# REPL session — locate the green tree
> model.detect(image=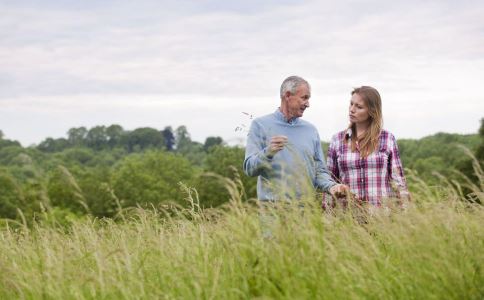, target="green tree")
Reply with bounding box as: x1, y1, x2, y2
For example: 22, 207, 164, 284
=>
6, 153, 44, 187
122, 127, 164, 152
0, 170, 25, 219
86, 126, 108, 150
175, 126, 191, 152
204, 136, 224, 152
112, 151, 194, 207
76, 167, 117, 217
456, 118, 484, 190
22, 180, 50, 221
106, 124, 124, 148
398, 132, 480, 184
37, 138, 70, 152
0, 136, 21, 149
0, 146, 25, 165
67, 127, 88, 147
195, 145, 256, 207
476, 118, 484, 162
162, 126, 175, 151
47, 165, 87, 214
175, 126, 206, 165
58, 148, 95, 166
